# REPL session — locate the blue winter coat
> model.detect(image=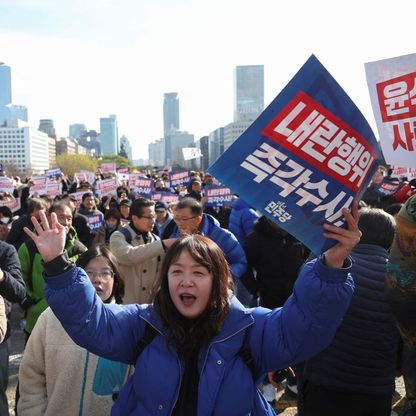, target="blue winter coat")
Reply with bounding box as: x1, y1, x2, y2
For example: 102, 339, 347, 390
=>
228, 198, 259, 245
303, 244, 400, 395
170, 213, 247, 280
44, 256, 354, 416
